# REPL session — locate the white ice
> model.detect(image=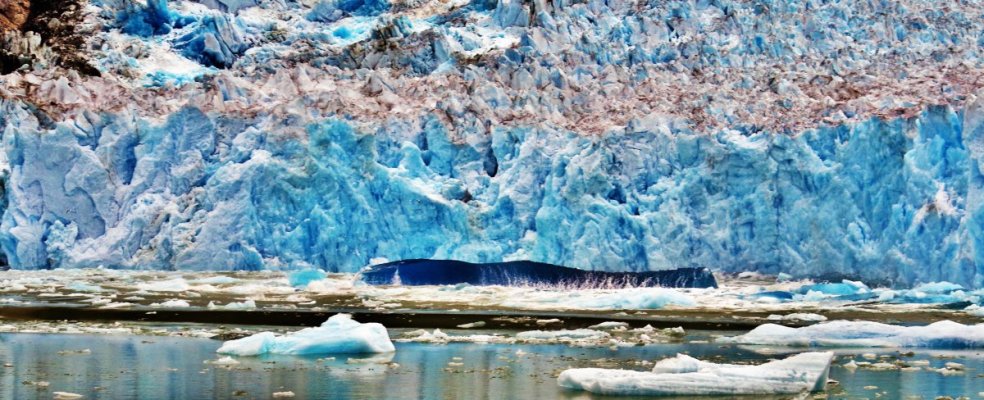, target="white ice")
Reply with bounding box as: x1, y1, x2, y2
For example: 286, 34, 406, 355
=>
557, 352, 833, 396
216, 314, 394, 356
723, 320, 984, 348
